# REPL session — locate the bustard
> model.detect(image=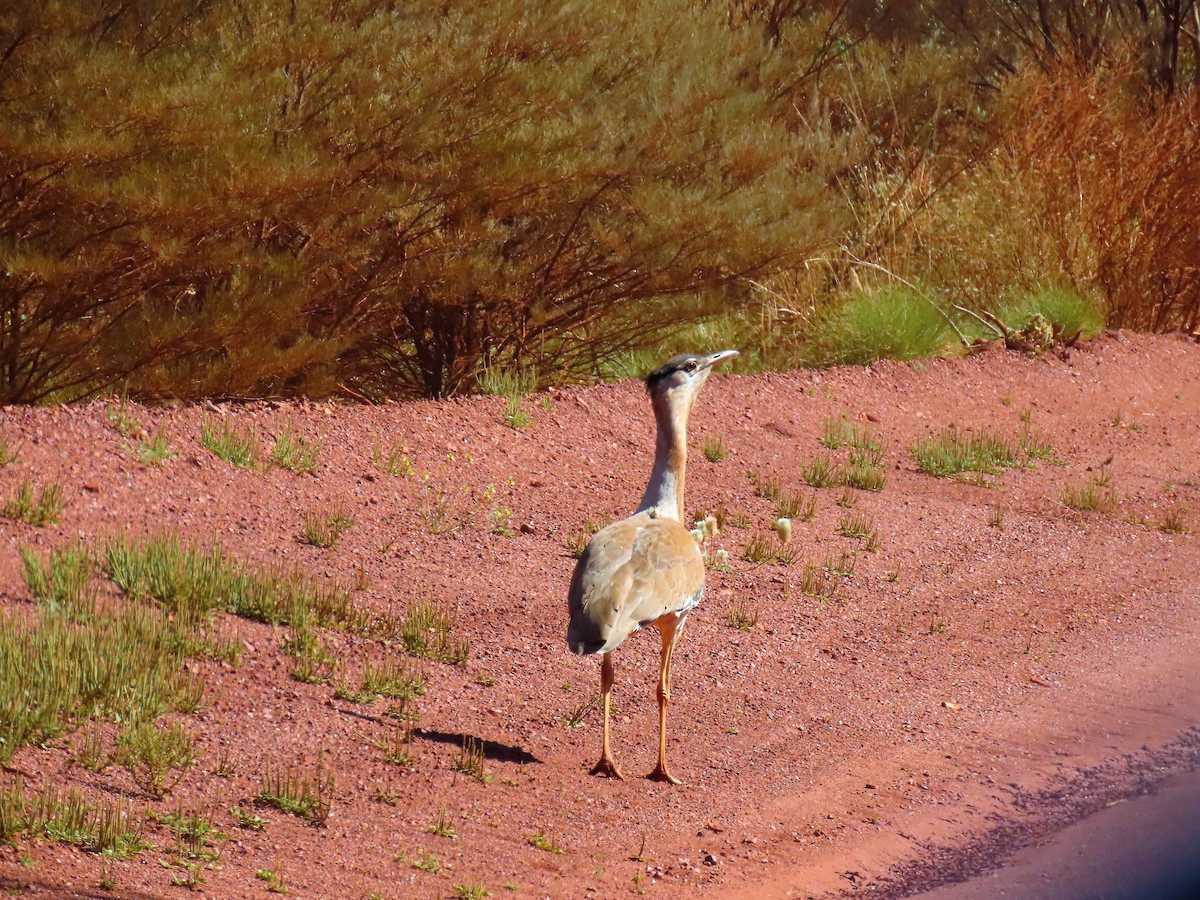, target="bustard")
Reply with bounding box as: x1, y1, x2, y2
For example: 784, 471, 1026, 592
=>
566, 350, 738, 783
